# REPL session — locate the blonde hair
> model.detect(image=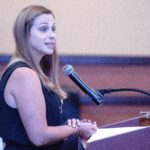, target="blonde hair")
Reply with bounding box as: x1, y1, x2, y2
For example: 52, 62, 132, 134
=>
13, 5, 67, 100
